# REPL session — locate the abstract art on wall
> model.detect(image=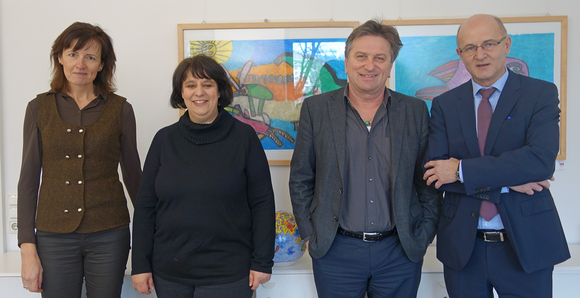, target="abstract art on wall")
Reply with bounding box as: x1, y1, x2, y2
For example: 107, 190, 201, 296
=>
179, 22, 358, 165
